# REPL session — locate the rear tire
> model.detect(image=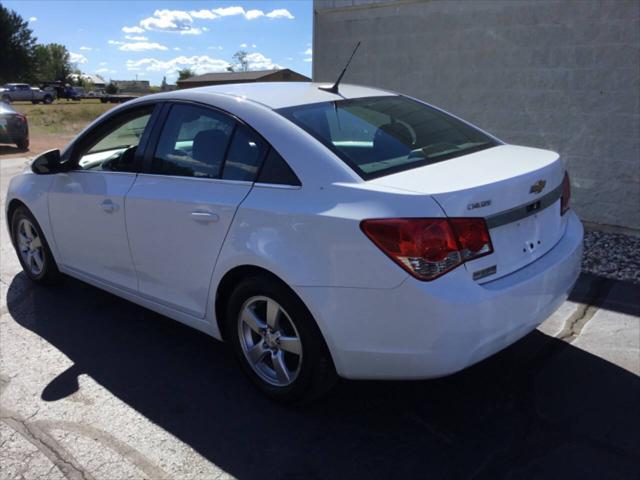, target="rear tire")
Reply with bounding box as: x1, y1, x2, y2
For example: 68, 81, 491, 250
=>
226, 274, 337, 403
43, 95, 53, 104
11, 206, 61, 284
15, 138, 29, 150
